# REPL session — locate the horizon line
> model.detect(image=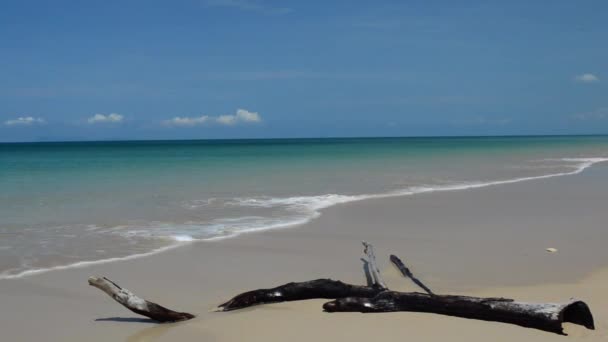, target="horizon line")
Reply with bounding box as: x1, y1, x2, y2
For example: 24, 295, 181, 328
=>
1, 133, 608, 144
